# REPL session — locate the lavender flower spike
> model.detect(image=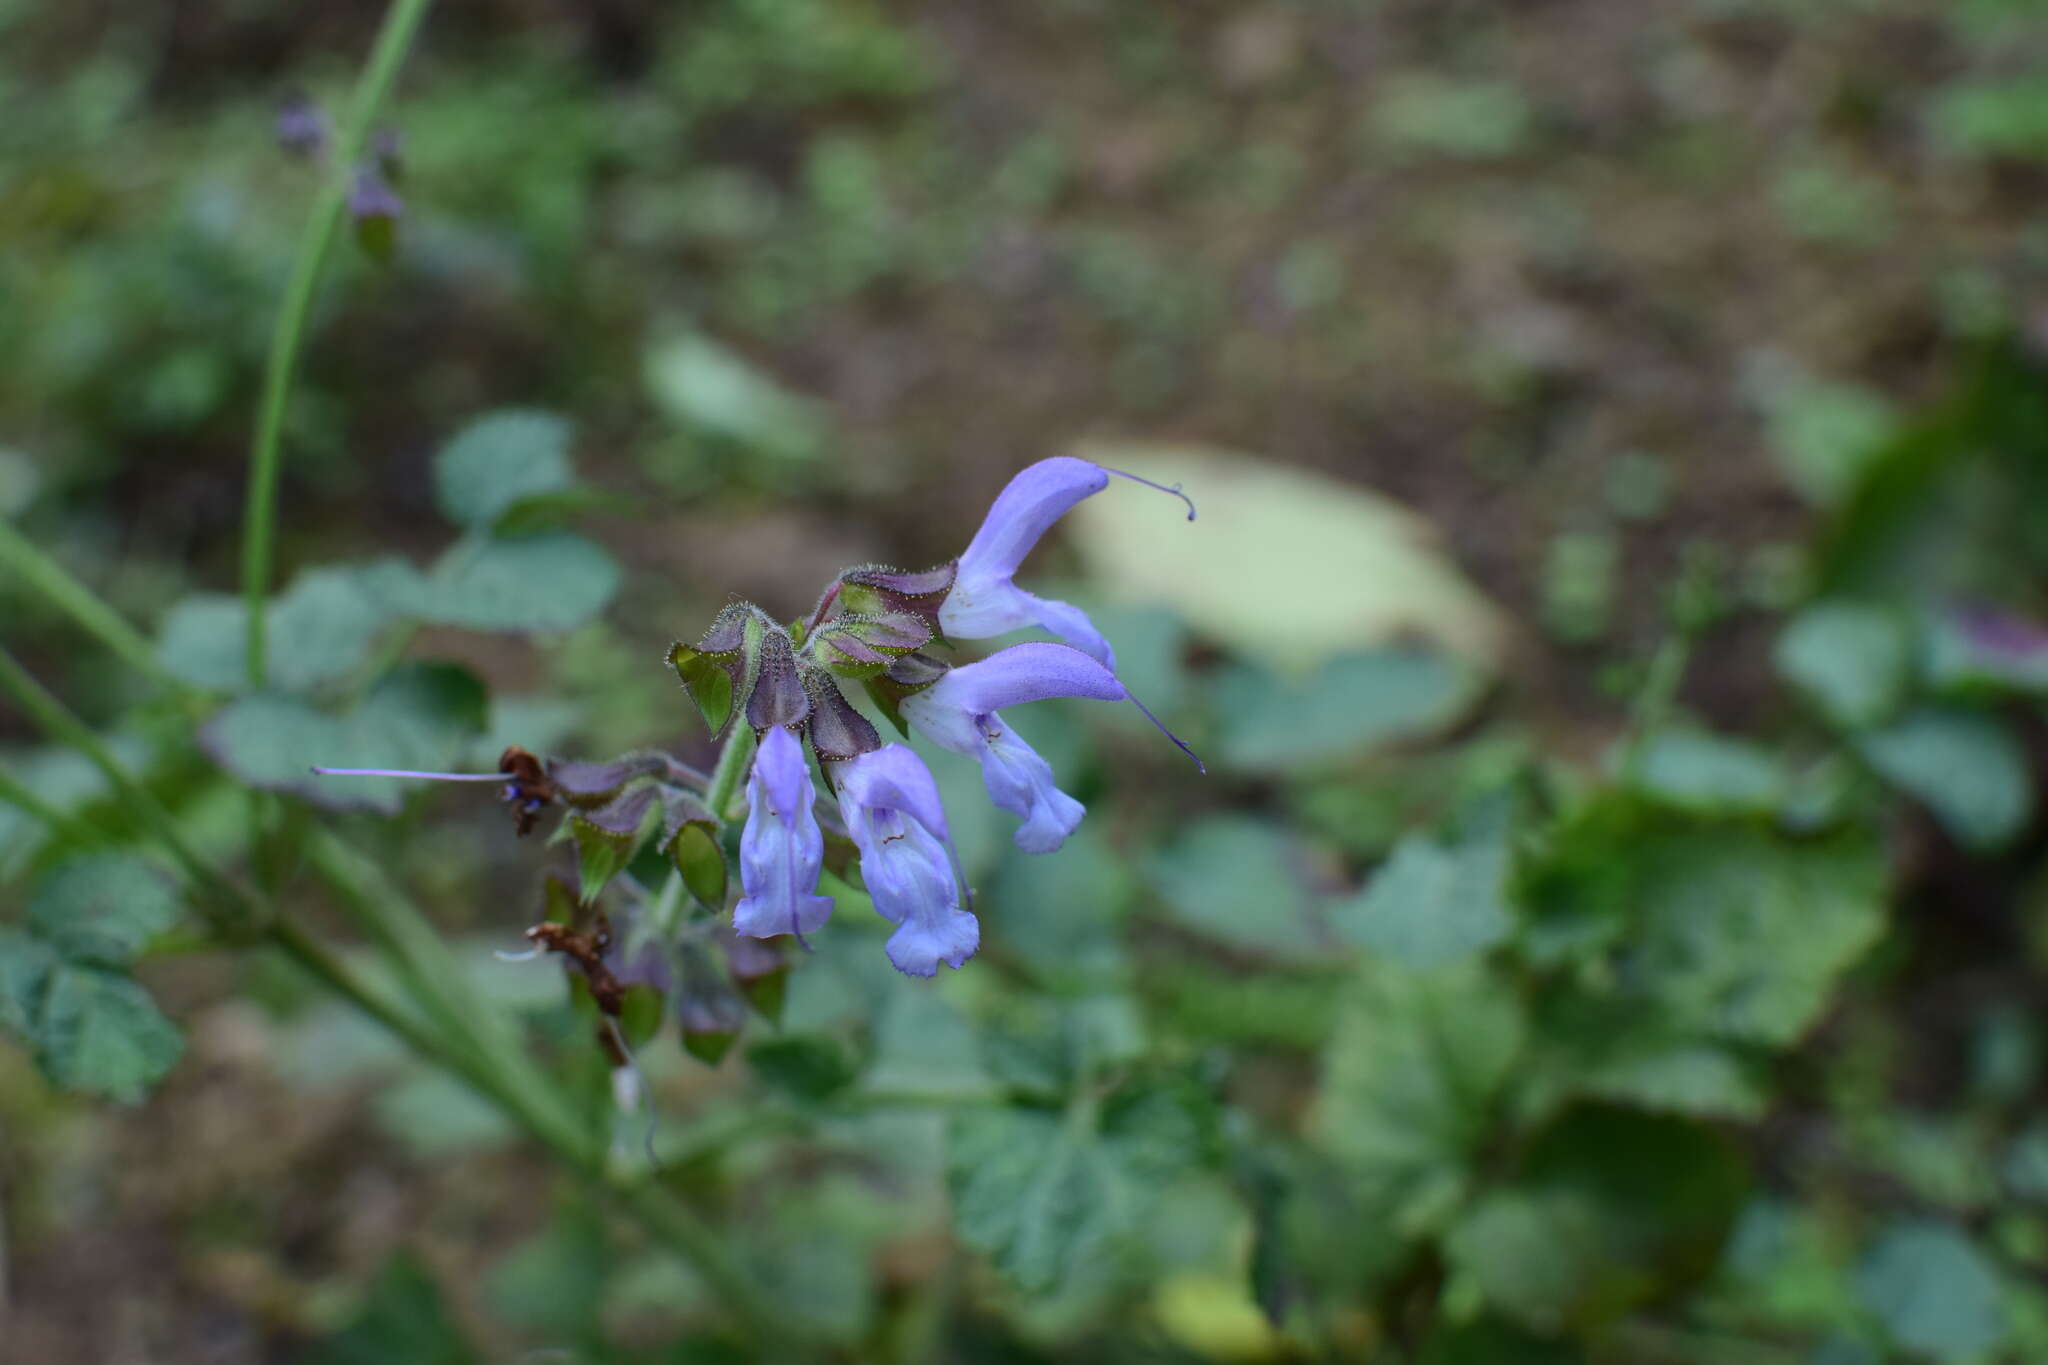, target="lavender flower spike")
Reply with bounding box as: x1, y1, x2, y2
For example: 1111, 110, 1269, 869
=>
835, 745, 978, 977
733, 726, 834, 943
901, 642, 1123, 853
942, 456, 1193, 671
